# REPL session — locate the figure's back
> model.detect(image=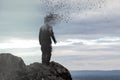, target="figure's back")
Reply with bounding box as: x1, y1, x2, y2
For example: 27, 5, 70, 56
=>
39, 25, 52, 45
